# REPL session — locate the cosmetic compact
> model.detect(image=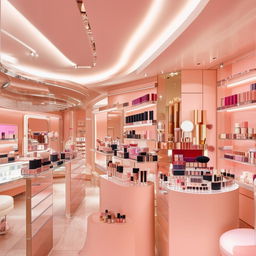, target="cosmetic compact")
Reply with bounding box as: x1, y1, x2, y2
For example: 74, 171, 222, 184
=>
50, 153, 59, 162
0, 154, 8, 164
